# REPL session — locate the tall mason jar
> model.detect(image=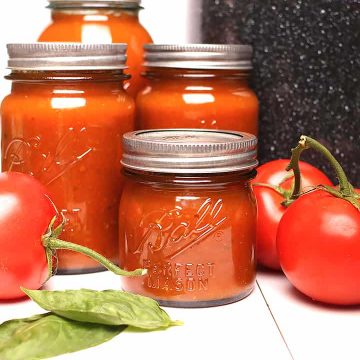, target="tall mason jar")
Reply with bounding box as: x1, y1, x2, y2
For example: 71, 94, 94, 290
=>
136, 44, 259, 135
39, 0, 153, 97
1, 43, 135, 274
